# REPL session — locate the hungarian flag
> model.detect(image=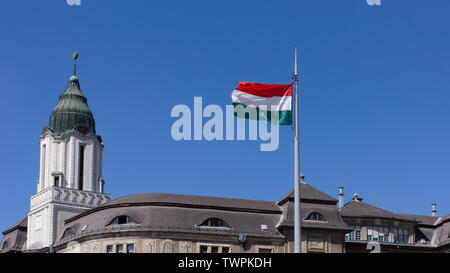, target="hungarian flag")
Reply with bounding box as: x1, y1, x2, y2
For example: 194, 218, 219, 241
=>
232, 82, 292, 125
